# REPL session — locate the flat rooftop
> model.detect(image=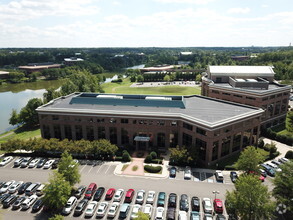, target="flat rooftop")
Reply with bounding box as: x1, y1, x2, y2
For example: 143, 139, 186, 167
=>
37, 93, 263, 129
18, 64, 61, 69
